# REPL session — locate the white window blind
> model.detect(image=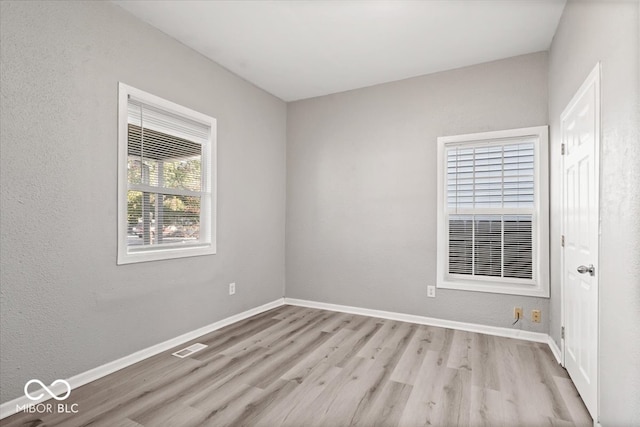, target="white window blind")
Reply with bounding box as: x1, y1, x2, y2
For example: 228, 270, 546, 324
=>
127, 101, 210, 146
447, 142, 535, 210
437, 126, 549, 297
118, 83, 216, 264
